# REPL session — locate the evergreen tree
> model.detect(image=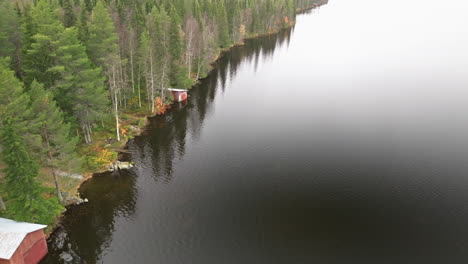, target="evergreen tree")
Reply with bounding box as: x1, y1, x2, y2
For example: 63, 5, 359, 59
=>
0, 2, 16, 59
138, 30, 153, 111
54, 27, 109, 144
62, 0, 77, 28
23, 0, 64, 87
216, 0, 230, 48
0, 57, 30, 124
169, 6, 183, 65
87, 0, 122, 142
86, 0, 119, 69
169, 5, 191, 89
77, 7, 89, 43
29, 80, 81, 204
20, 5, 35, 79
152, 6, 171, 100
0, 2, 22, 76
0, 118, 62, 224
